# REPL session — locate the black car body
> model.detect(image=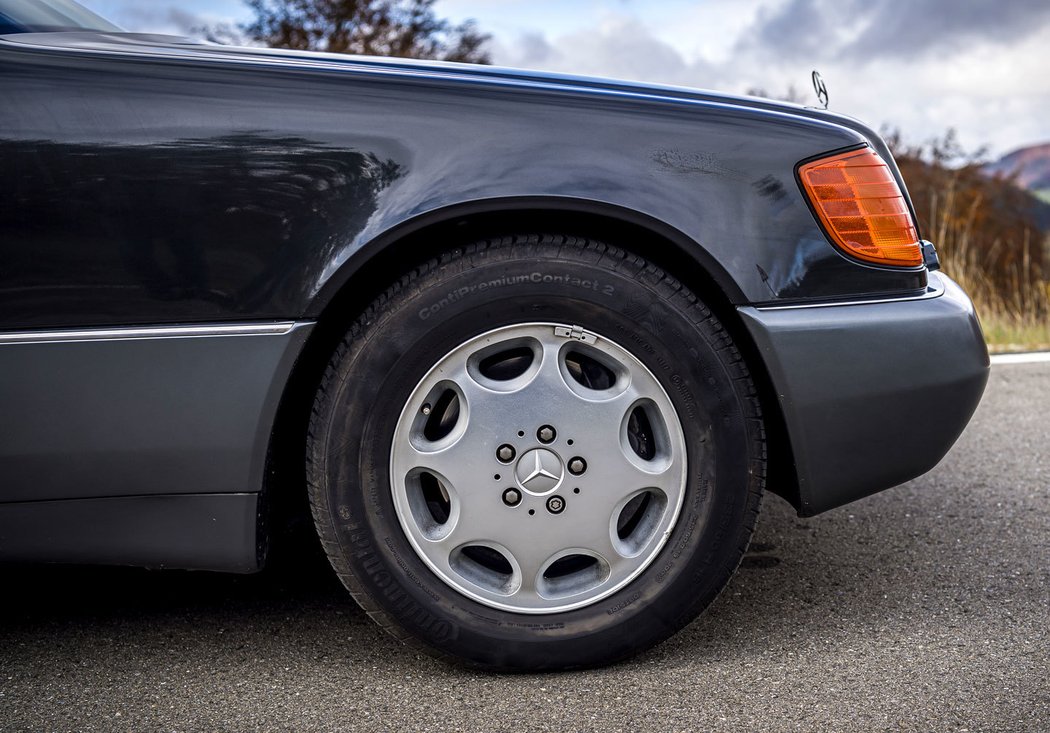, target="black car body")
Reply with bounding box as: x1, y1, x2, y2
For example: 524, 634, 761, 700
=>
0, 1, 989, 669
